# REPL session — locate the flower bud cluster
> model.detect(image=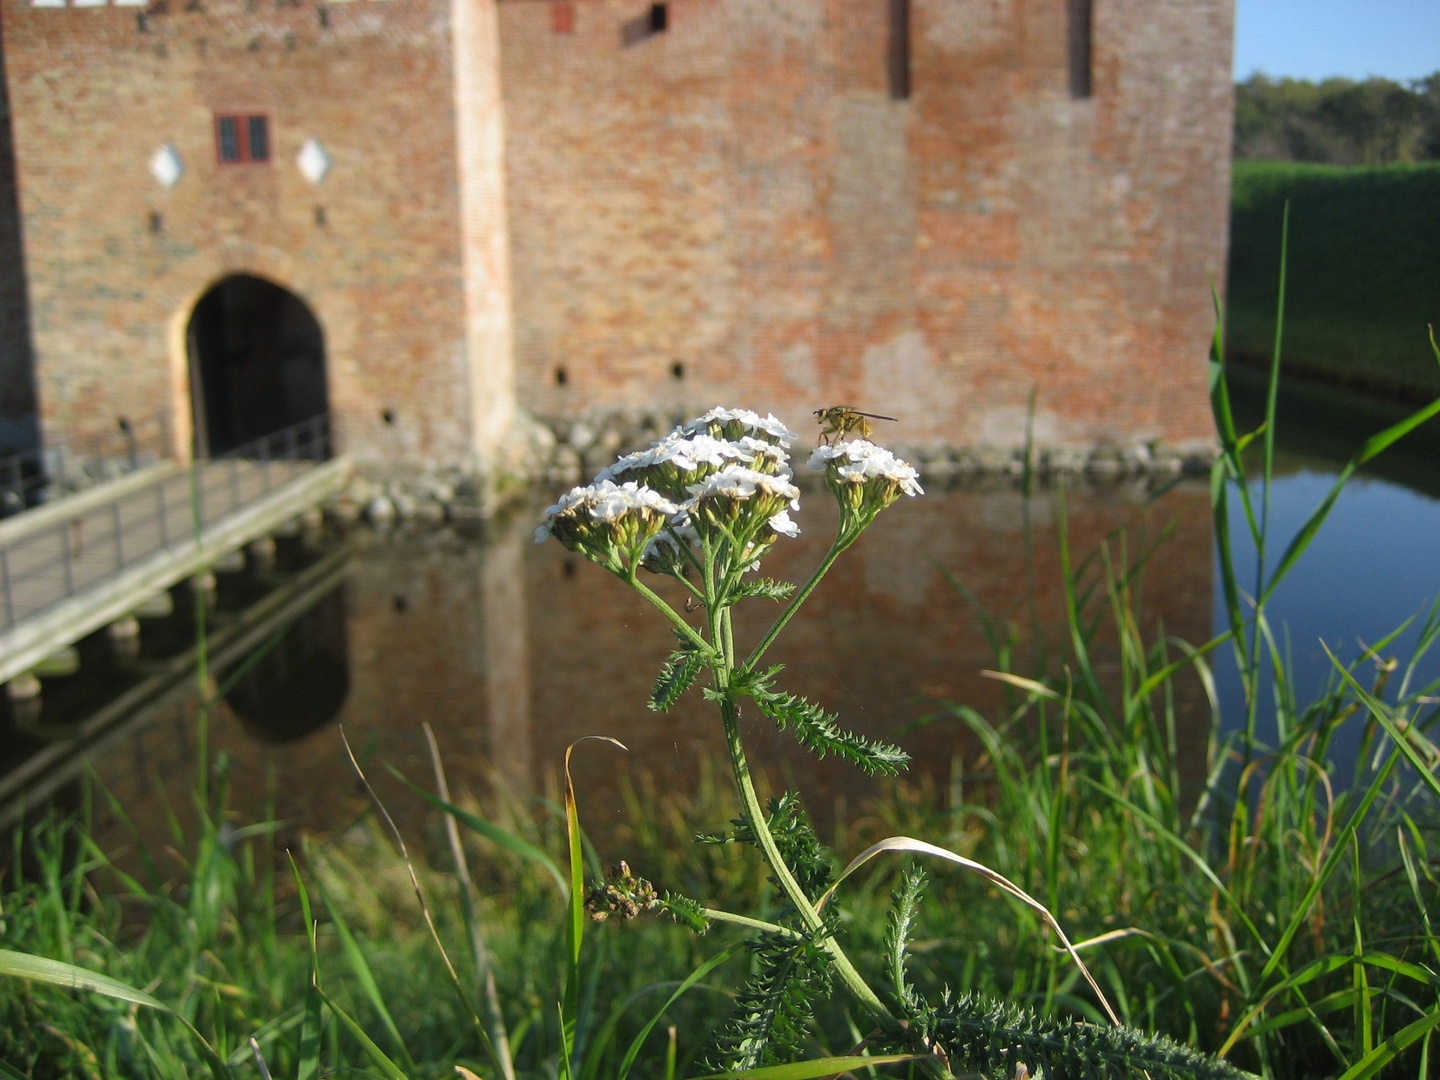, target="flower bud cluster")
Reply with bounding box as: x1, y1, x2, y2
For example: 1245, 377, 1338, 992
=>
535, 480, 680, 570
680, 407, 799, 447
537, 407, 803, 578
807, 439, 924, 528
